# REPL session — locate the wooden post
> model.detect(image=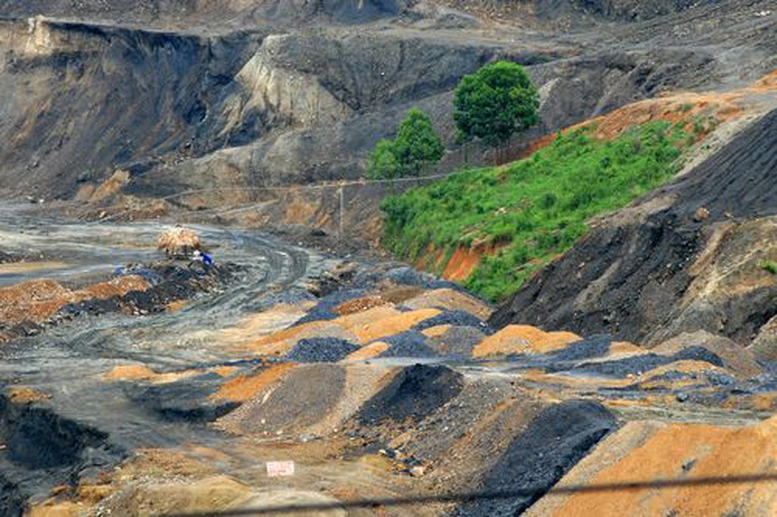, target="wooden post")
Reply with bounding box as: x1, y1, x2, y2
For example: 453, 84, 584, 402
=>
338, 183, 345, 241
